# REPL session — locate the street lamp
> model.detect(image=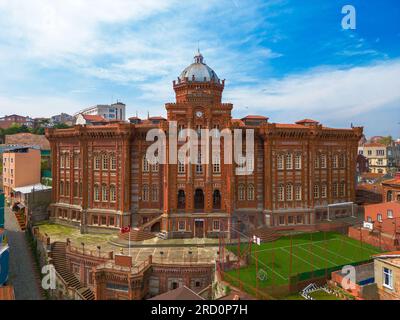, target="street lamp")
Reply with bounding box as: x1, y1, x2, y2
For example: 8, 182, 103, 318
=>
81, 242, 85, 254
97, 245, 101, 257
